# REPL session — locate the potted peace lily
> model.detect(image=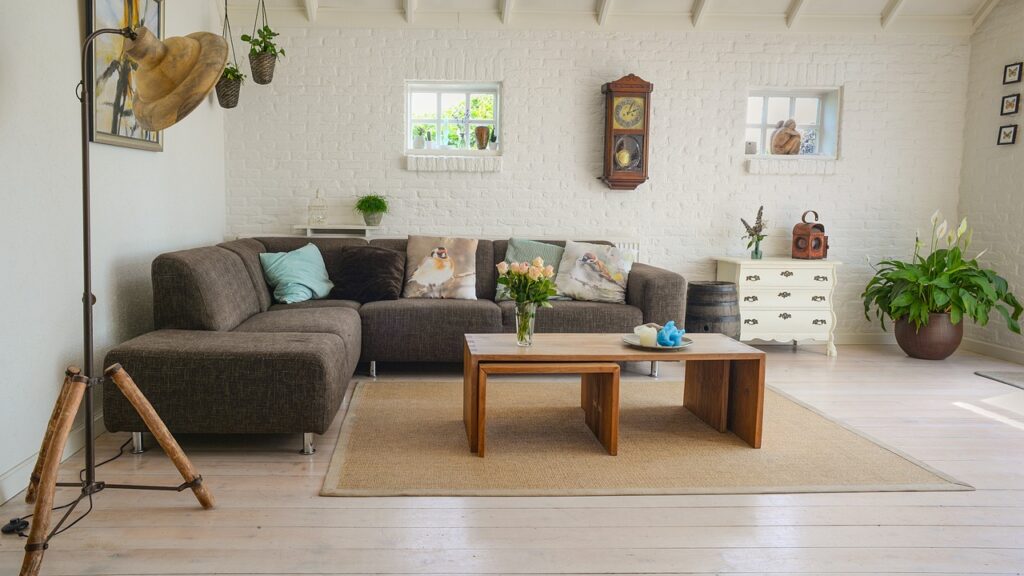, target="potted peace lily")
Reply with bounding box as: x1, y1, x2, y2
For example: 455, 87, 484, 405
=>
241, 25, 285, 85
496, 258, 557, 346
862, 211, 1022, 360
354, 194, 388, 226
